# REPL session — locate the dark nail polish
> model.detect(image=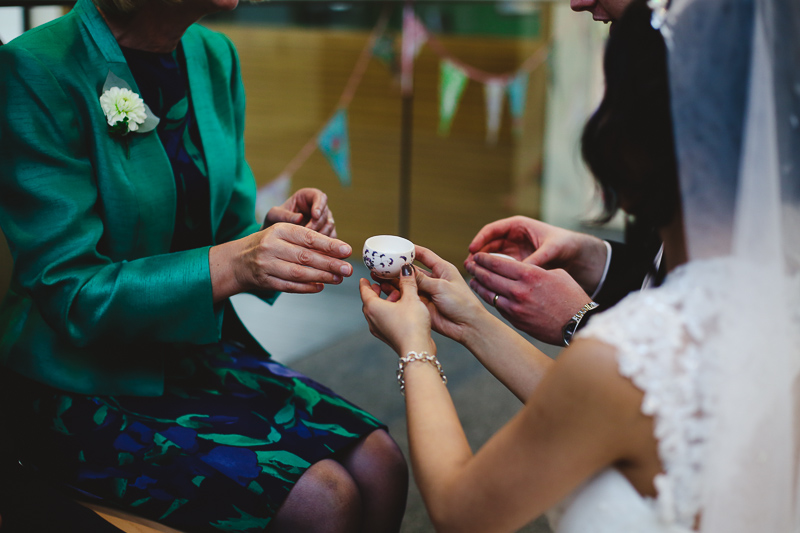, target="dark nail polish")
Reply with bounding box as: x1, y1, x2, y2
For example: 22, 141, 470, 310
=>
401, 264, 413, 277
